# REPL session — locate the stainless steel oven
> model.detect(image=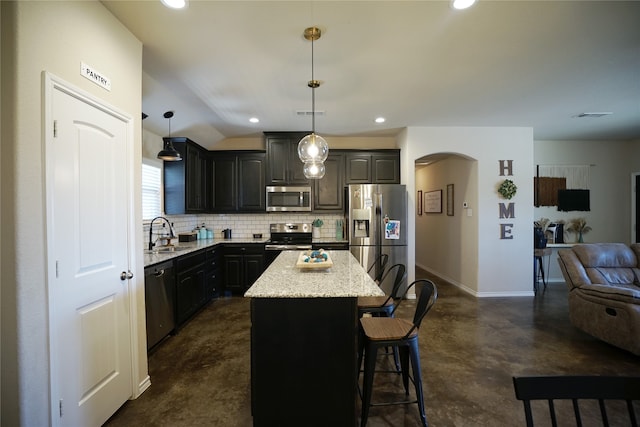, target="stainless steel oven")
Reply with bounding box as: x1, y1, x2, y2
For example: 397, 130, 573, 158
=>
264, 223, 313, 266
266, 186, 312, 212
